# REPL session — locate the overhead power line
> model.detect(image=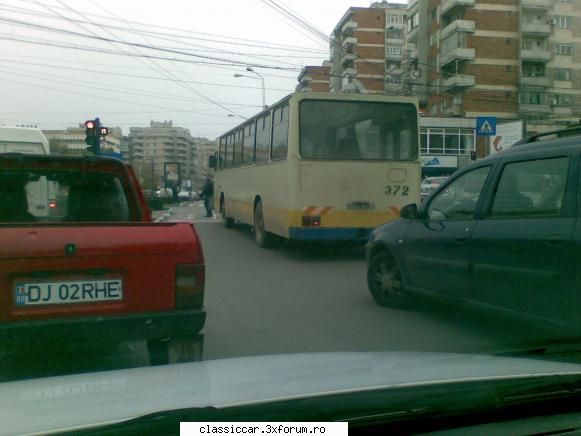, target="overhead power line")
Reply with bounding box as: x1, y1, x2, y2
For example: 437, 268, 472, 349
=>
0, 34, 300, 71
0, 59, 294, 92
1, 0, 326, 53
0, 16, 302, 71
